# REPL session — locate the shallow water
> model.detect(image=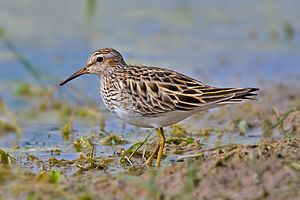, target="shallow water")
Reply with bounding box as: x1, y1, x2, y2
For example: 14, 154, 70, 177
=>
0, 0, 300, 172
